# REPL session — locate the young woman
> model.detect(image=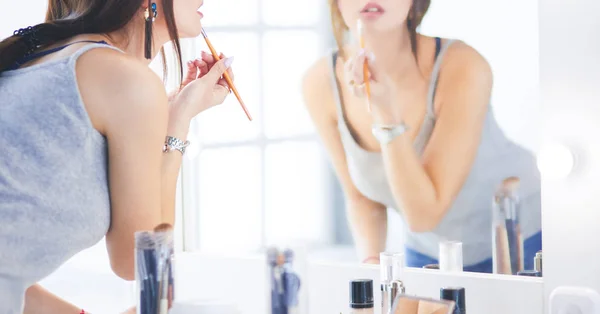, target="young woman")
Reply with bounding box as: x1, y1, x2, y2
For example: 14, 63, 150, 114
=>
302, 0, 542, 273
0, 0, 234, 312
